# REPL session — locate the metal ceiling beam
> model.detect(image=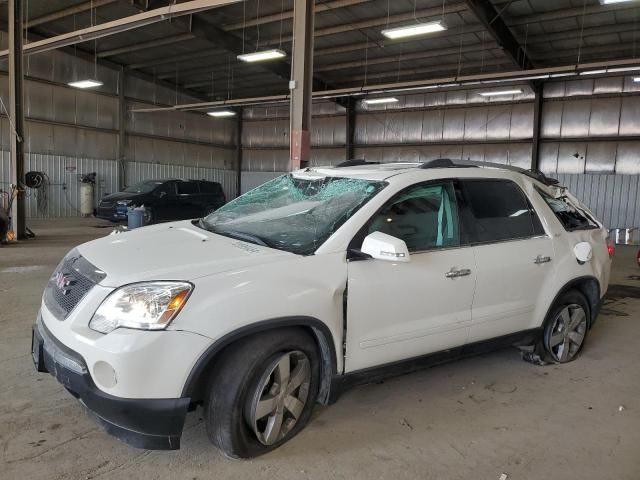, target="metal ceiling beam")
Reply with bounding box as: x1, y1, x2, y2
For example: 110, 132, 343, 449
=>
97, 33, 195, 58
188, 15, 337, 96
0, 0, 241, 59
26, 0, 120, 28
509, 2, 640, 26
17, 26, 209, 102
126, 47, 224, 70
525, 22, 640, 47
334, 58, 511, 83
528, 44, 639, 62
222, 0, 369, 31
188, 74, 283, 90
316, 44, 503, 73
256, 2, 468, 48
464, 0, 534, 70
314, 24, 486, 57
128, 58, 640, 114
